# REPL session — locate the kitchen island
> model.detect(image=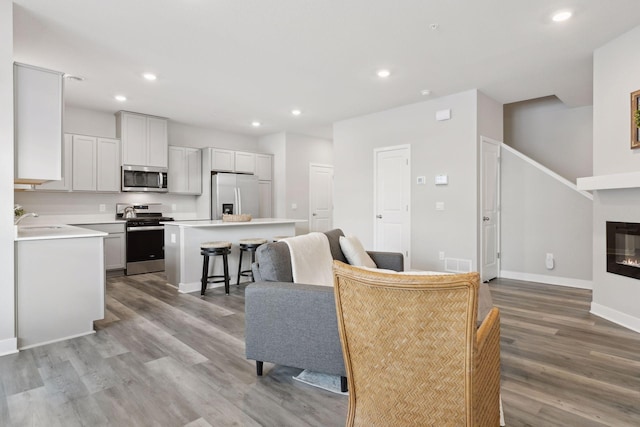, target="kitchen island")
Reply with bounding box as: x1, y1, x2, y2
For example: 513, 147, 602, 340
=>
15, 225, 107, 349
163, 218, 301, 293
